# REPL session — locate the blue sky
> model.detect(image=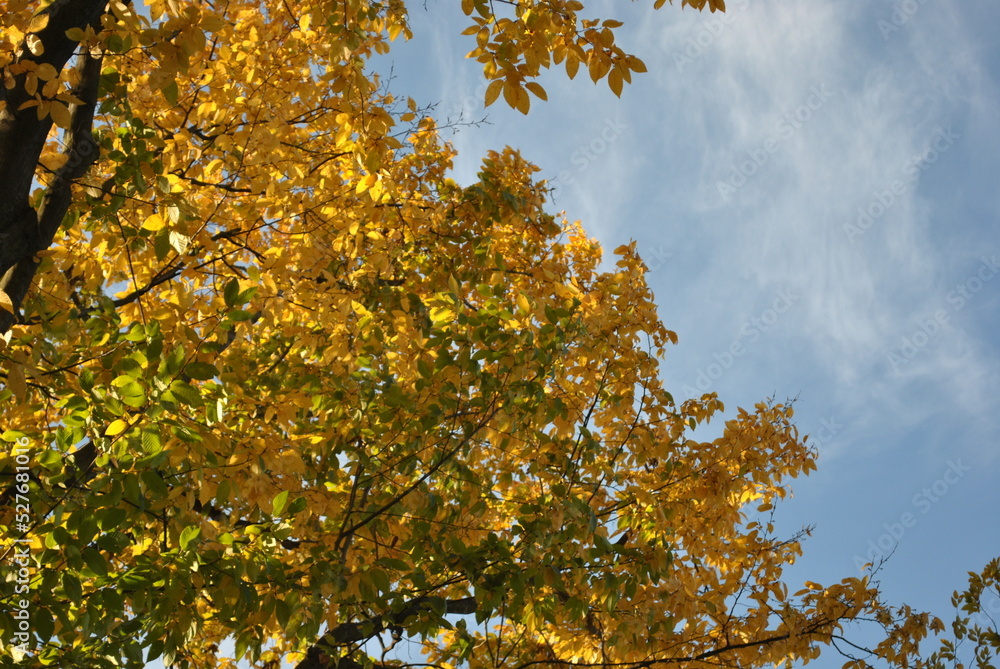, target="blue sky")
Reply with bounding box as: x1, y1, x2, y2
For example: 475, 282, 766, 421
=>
366, 0, 1000, 664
